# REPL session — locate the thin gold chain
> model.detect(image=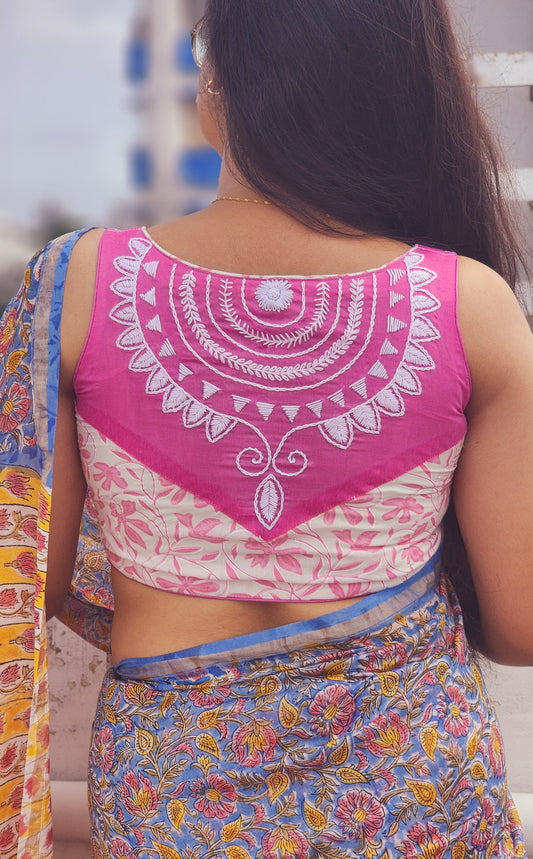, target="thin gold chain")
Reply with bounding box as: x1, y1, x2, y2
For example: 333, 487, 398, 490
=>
212, 196, 272, 205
